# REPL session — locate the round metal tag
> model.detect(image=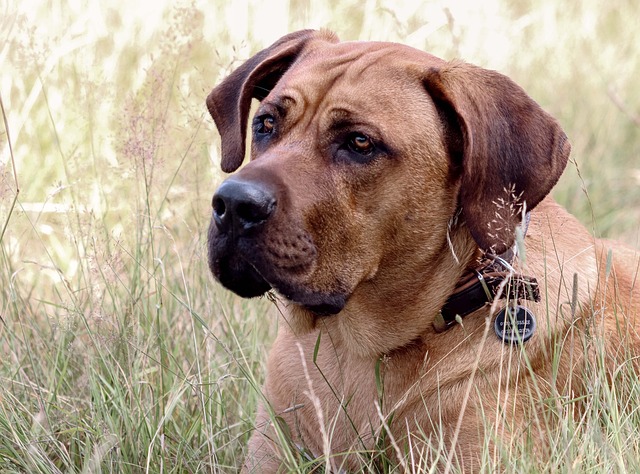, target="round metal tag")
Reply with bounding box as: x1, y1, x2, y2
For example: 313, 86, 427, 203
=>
494, 305, 536, 344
